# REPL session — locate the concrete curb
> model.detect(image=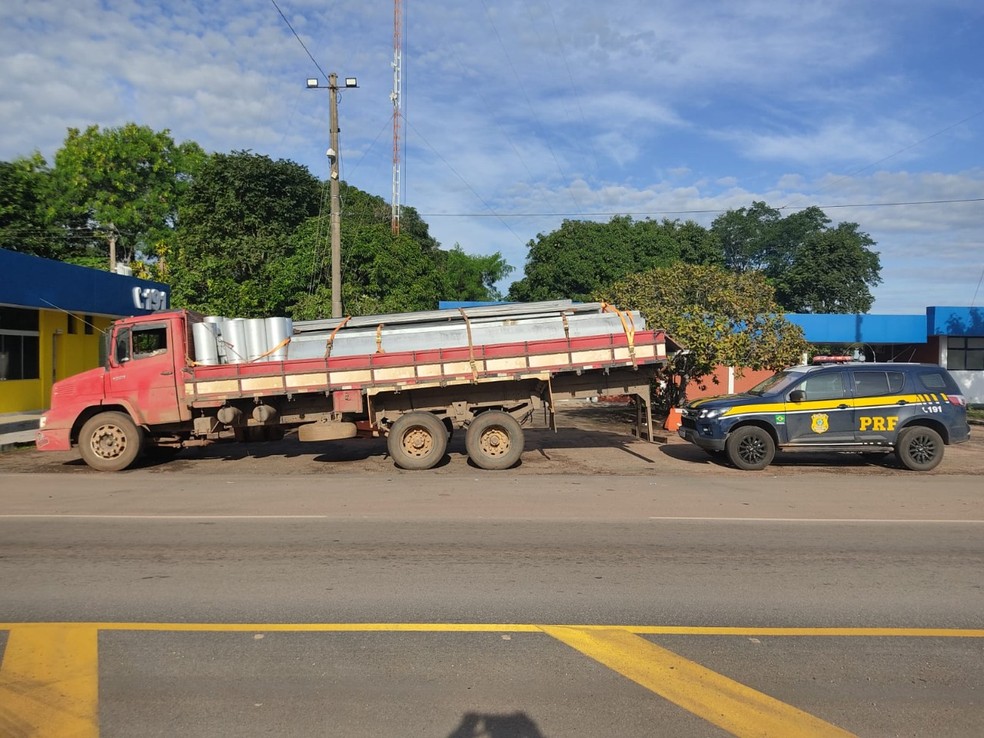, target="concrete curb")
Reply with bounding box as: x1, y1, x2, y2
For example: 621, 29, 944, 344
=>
0, 414, 41, 450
